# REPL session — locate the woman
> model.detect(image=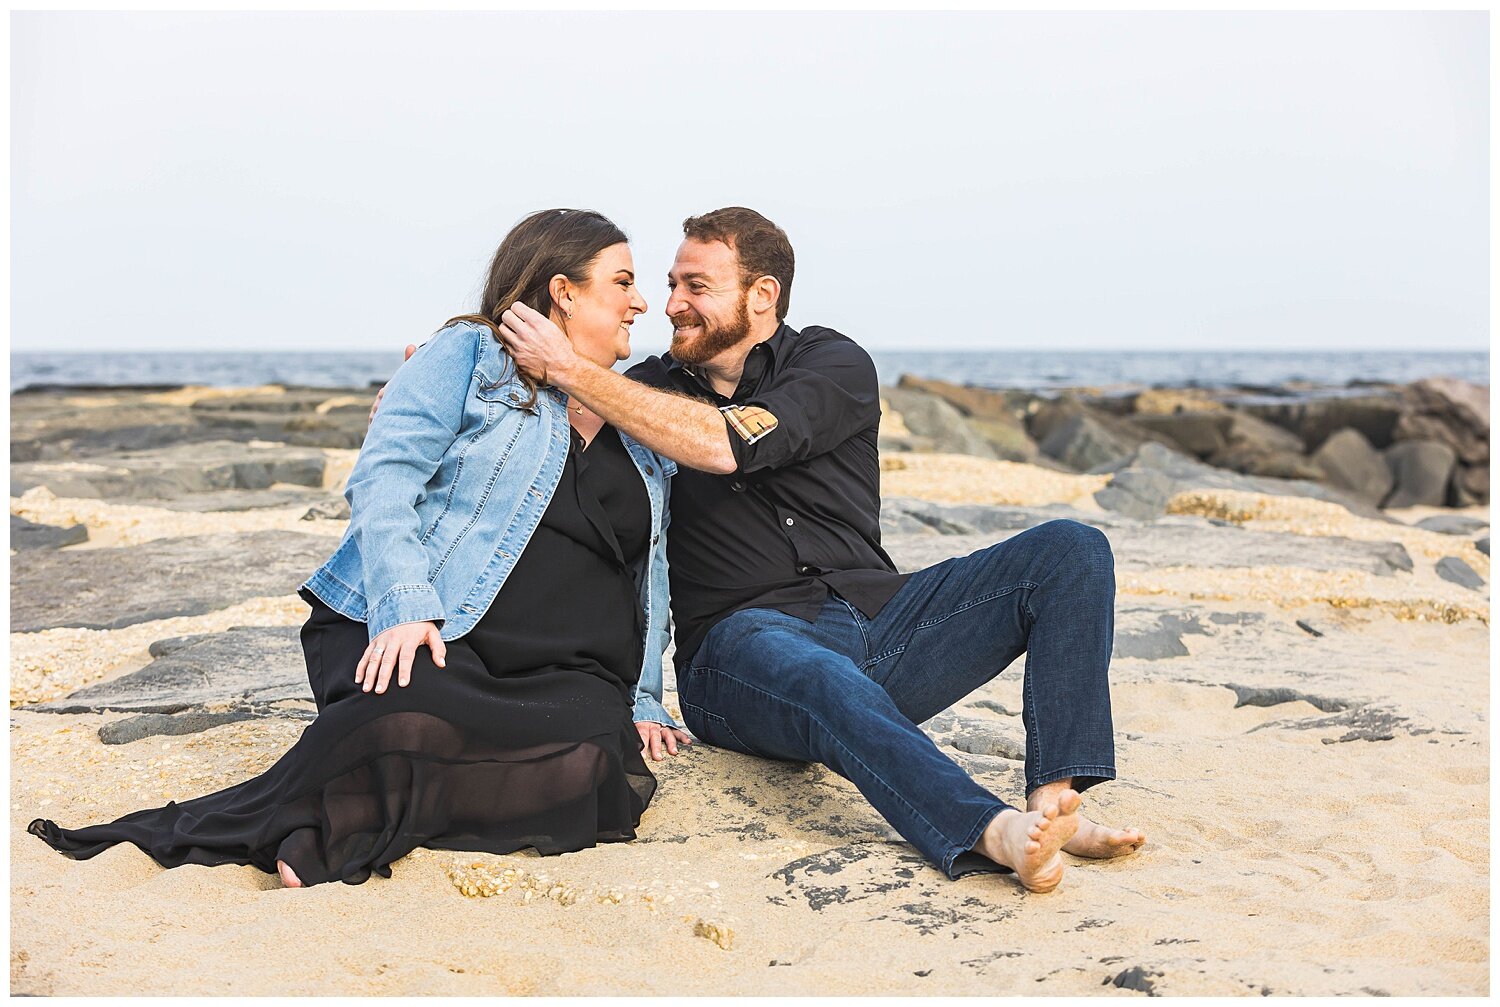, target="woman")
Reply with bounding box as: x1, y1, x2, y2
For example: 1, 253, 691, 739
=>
30, 208, 691, 887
